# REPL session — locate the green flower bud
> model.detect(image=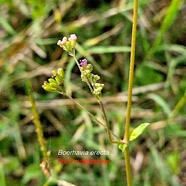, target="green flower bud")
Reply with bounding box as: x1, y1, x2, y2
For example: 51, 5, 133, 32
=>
55, 75, 63, 84
93, 89, 100, 96
92, 83, 104, 96
81, 74, 87, 82
50, 82, 59, 89
42, 82, 57, 92
42, 68, 65, 93
95, 83, 104, 88
86, 64, 93, 71
84, 70, 91, 77
92, 75, 100, 81
57, 68, 64, 77
48, 78, 56, 84
43, 86, 56, 92
52, 70, 57, 77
